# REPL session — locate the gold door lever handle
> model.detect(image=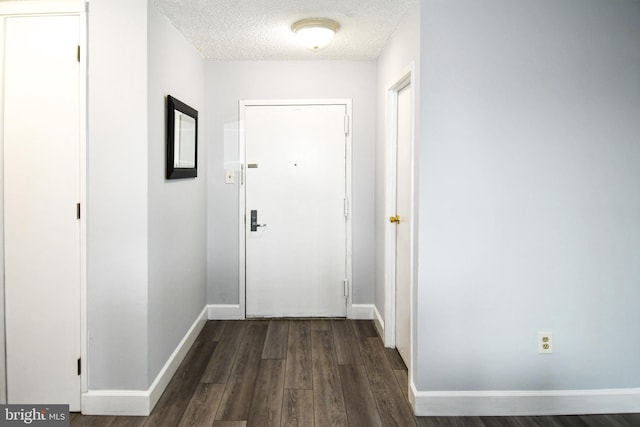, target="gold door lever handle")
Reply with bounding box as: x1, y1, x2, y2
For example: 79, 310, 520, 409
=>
389, 215, 401, 224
